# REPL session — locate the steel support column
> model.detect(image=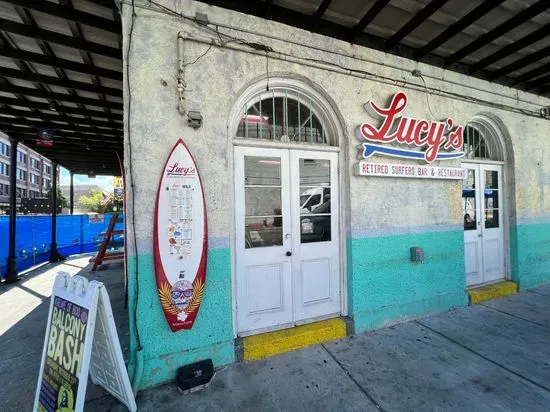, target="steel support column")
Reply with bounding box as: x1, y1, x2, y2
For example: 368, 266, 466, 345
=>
49, 163, 65, 263
4, 137, 19, 283
69, 171, 74, 215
